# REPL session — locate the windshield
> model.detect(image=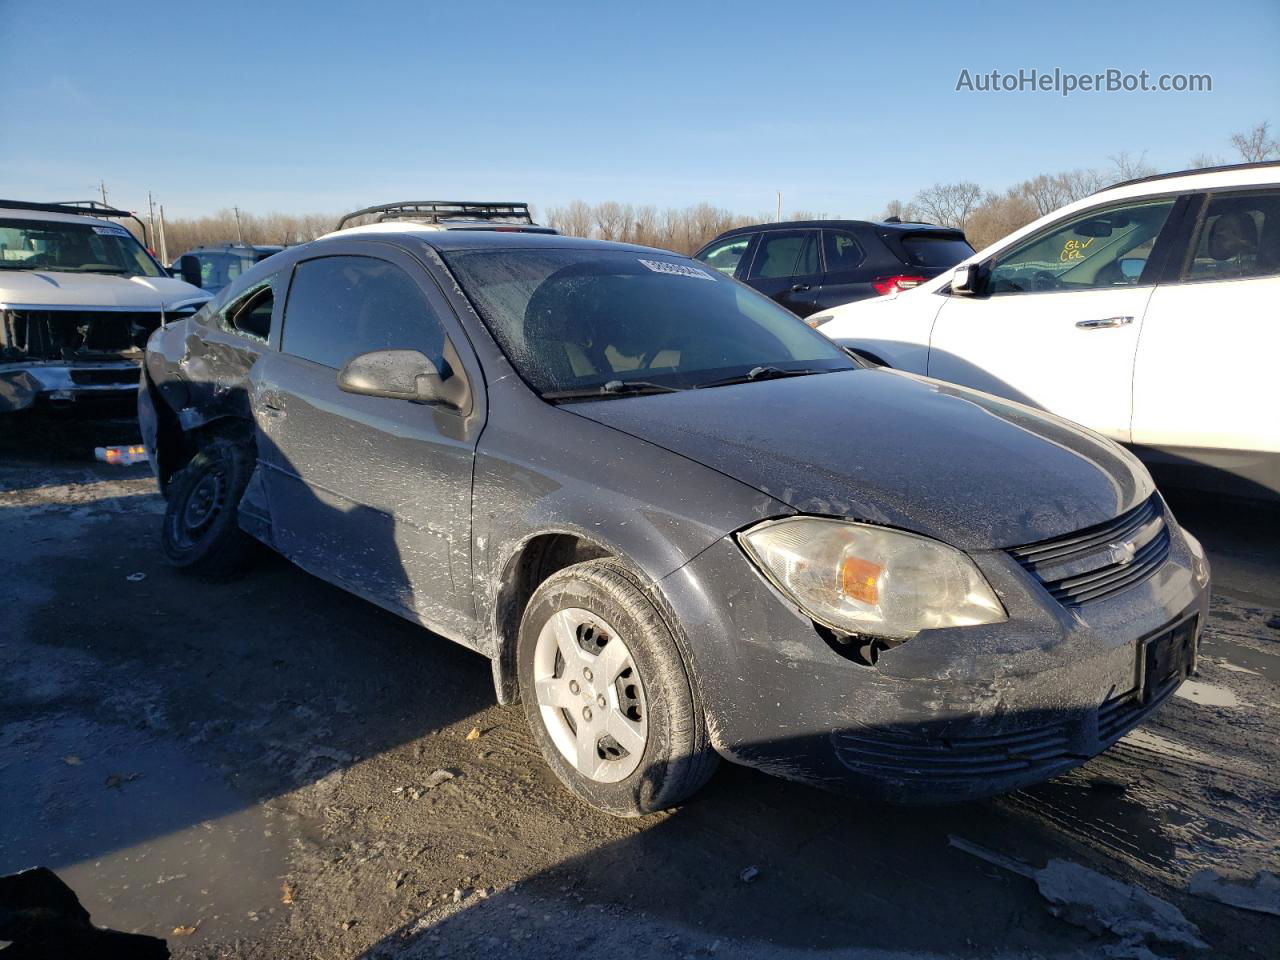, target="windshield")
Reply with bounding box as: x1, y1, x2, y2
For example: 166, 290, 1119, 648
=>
0, 217, 164, 277
445, 249, 856, 397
